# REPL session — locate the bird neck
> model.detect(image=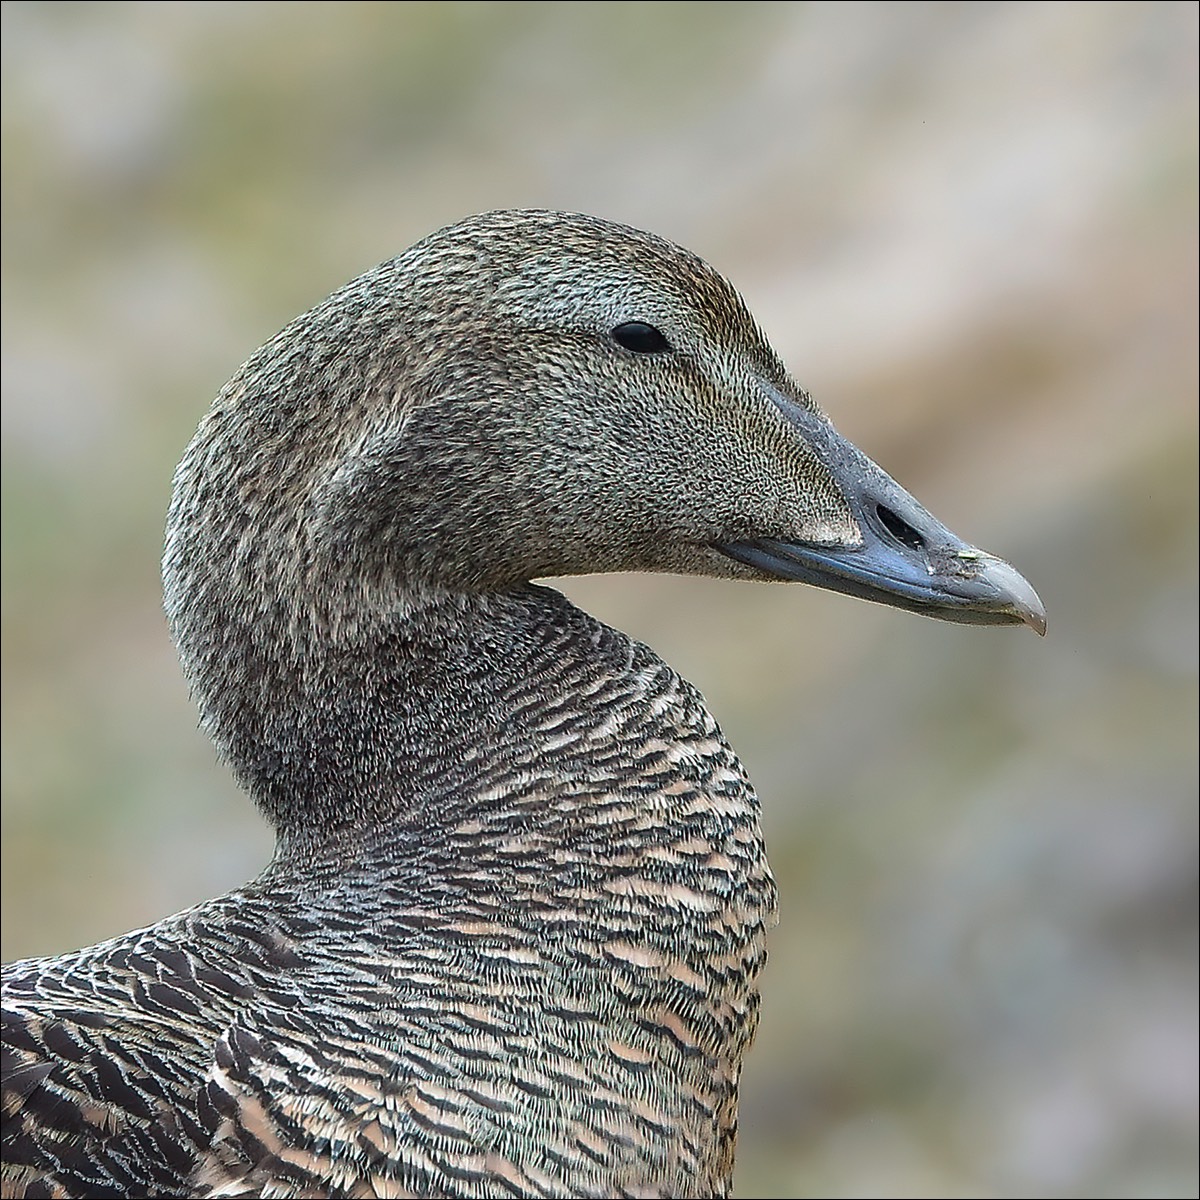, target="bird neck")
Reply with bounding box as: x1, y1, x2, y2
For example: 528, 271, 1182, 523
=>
200, 585, 723, 865
224, 581, 775, 971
